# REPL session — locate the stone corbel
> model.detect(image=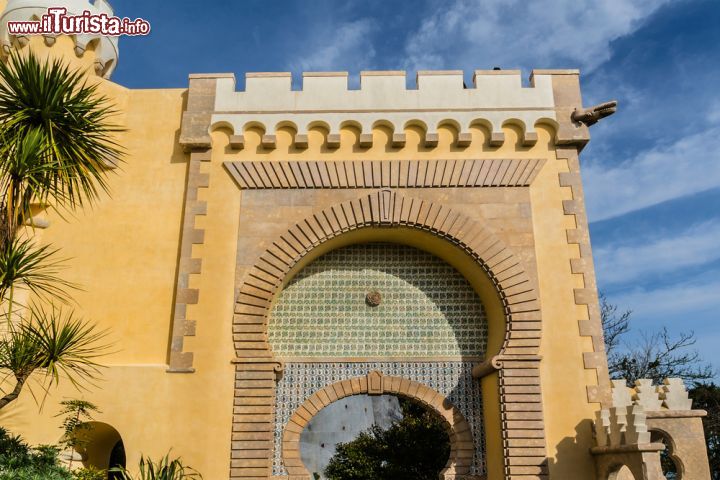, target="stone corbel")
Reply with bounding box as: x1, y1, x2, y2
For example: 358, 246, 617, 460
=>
472, 354, 542, 378
229, 135, 244, 149
231, 357, 285, 381
472, 355, 504, 378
